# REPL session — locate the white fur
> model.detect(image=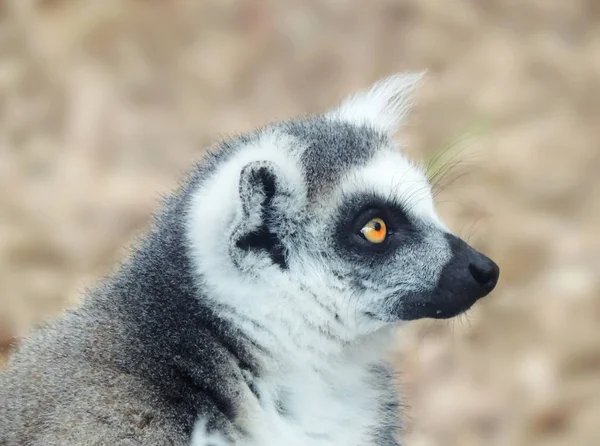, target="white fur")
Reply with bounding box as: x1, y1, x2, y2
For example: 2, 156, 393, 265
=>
190, 328, 398, 446
328, 72, 425, 134
338, 149, 447, 230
